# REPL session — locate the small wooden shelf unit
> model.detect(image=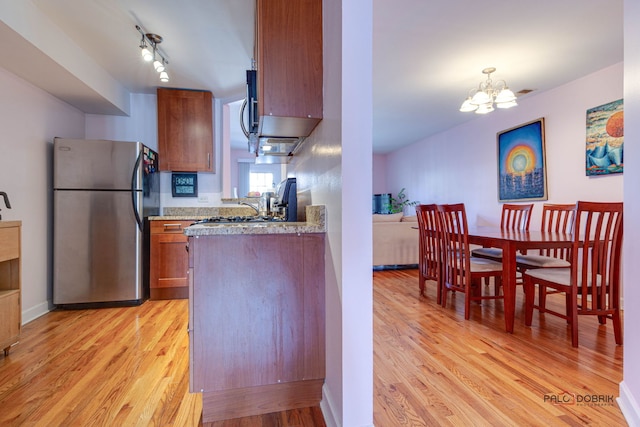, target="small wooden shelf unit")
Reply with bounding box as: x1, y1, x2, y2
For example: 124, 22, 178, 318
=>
0, 221, 21, 357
